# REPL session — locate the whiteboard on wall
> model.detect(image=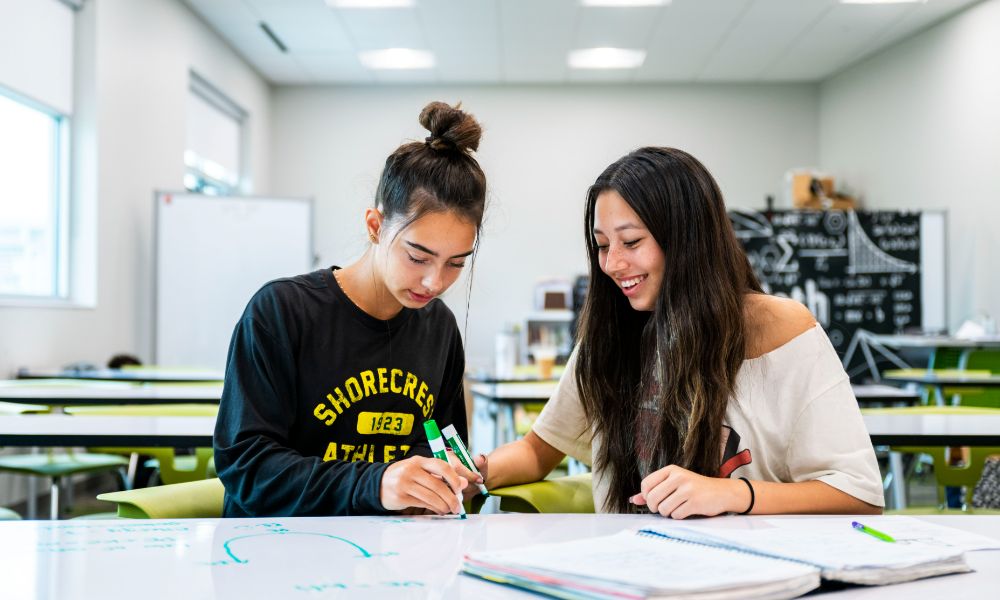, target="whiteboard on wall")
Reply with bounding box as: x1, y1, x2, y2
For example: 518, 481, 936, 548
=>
154, 192, 314, 370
